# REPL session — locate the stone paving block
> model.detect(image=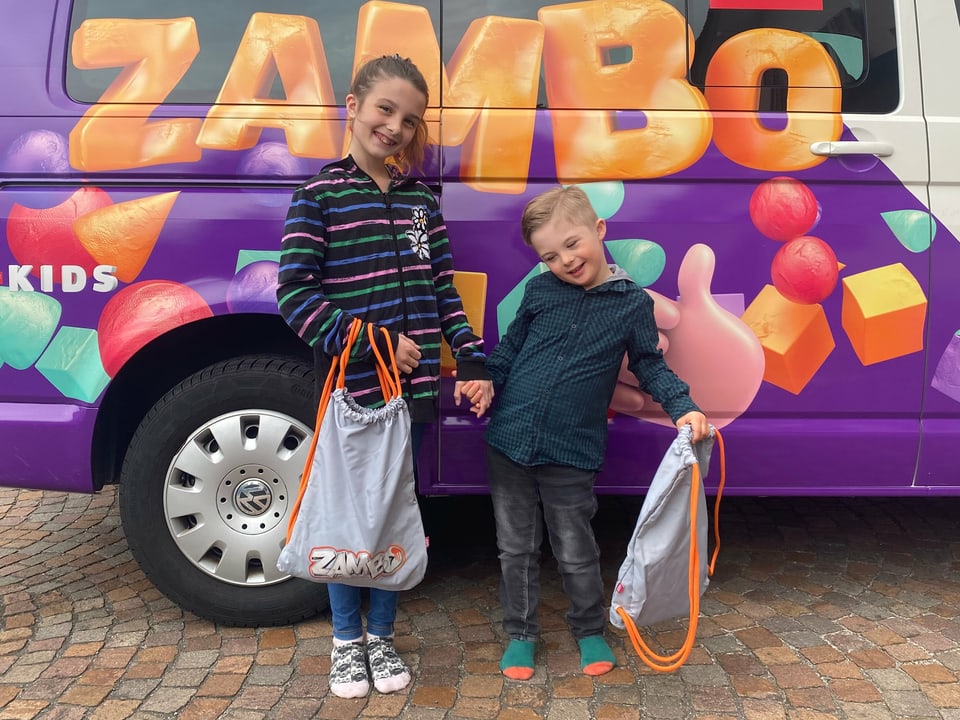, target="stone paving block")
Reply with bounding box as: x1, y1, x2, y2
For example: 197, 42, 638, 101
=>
196, 673, 245, 697
449, 696, 500, 718
85, 698, 140, 720
177, 697, 232, 720
925, 682, 960, 708
121, 663, 166, 681
0, 699, 49, 719
593, 704, 641, 720
883, 689, 940, 717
